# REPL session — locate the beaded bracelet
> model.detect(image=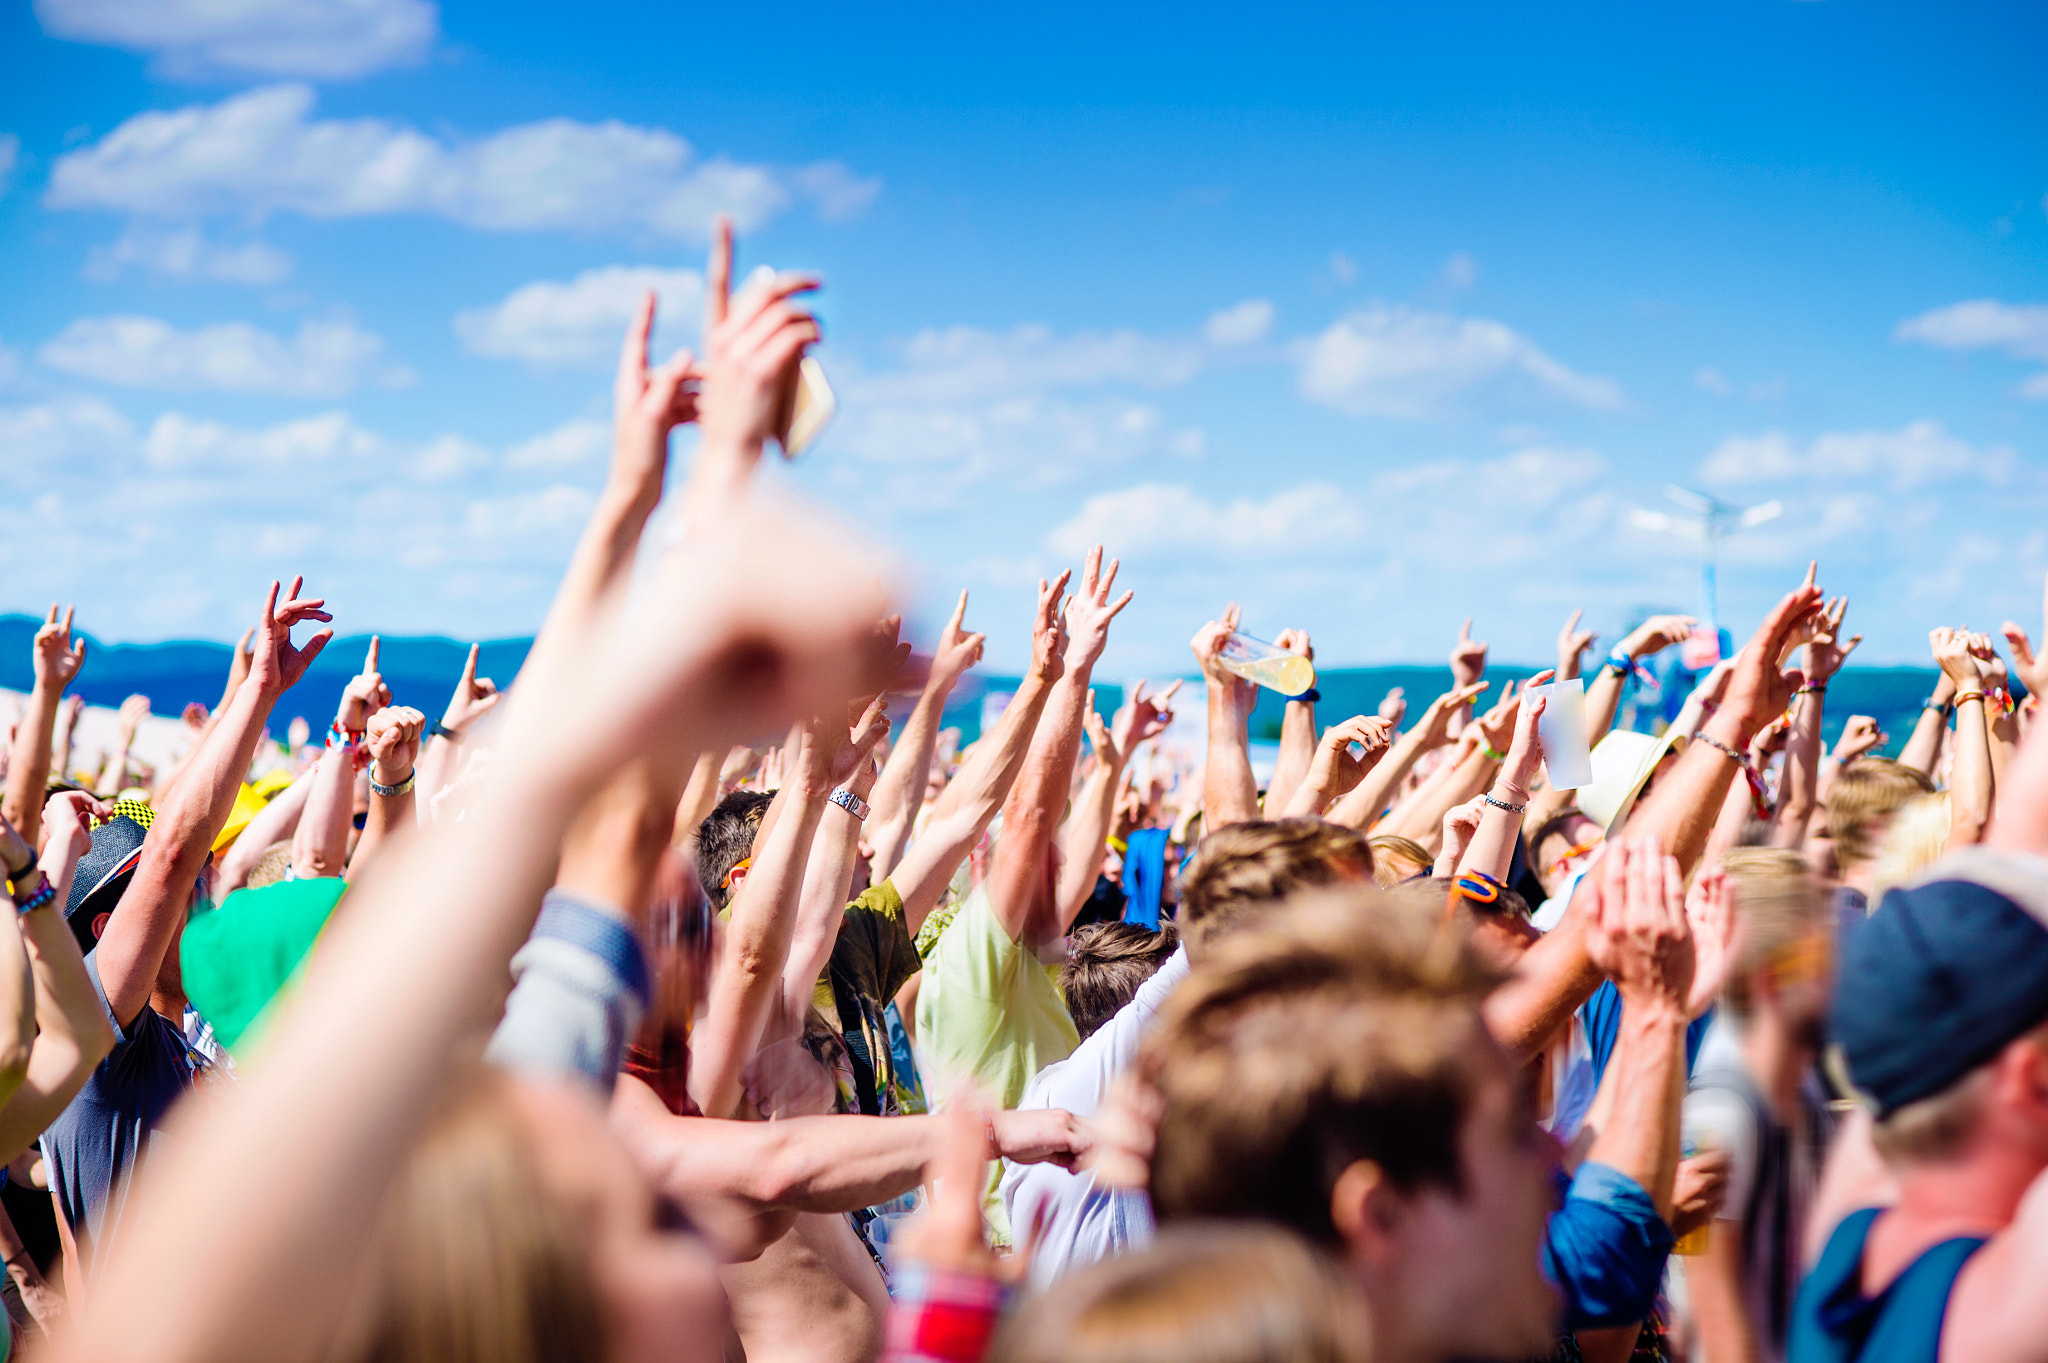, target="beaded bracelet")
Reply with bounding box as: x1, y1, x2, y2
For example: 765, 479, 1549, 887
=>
1483, 791, 1526, 814
1479, 740, 1507, 762
13, 875, 54, 916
